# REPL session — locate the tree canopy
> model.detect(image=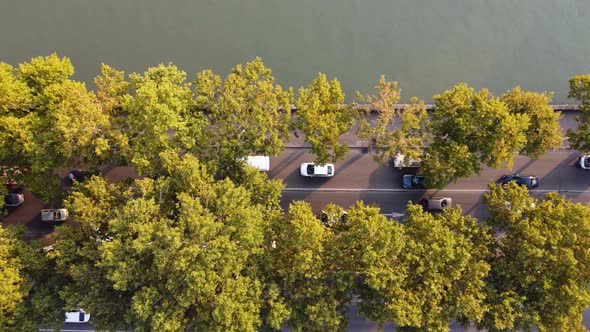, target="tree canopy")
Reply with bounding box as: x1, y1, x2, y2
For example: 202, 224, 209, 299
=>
356, 76, 429, 165
195, 57, 292, 174
422, 83, 529, 188
481, 183, 590, 331
293, 73, 356, 164
567, 74, 590, 152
